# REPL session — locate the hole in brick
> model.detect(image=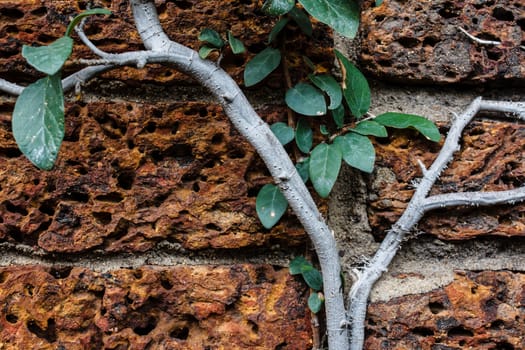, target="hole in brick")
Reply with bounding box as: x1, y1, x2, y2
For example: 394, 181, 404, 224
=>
429, 301, 446, 314
93, 211, 112, 225
4, 24, 18, 34
205, 223, 222, 231
518, 18, 525, 31
6, 313, 18, 323
0, 8, 24, 19
228, 148, 246, 159
117, 171, 135, 190
248, 320, 259, 334
133, 316, 157, 335
276, 343, 288, 350
27, 319, 57, 343
374, 14, 386, 22
133, 270, 143, 279
496, 341, 515, 350
145, 121, 157, 133
423, 36, 440, 47
4, 201, 28, 216
192, 182, 200, 192
198, 108, 207, 117
89, 145, 106, 154
63, 189, 89, 203
24, 284, 35, 296
30, 6, 48, 17
170, 326, 189, 340
39, 199, 56, 216
447, 326, 474, 337
211, 133, 224, 145
398, 37, 419, 48
7, 225, 24, 243
377, 59, 392, 67
0, 147, 22, 158
37, 33, 57, 44
492, 7, 514, 21
487, 49, 503, 61
95, 192, 124, 203
171, 121, 180, 134
174, 0, 193, 10
490, 319, 505, 330
49, 266, 72, 279
438, 2, 460, 18
126, 104, 133, 111
478, 32, 500, 42
0, 272, 9, 283
413, 327, 434, 336
160, 275, 173, 290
